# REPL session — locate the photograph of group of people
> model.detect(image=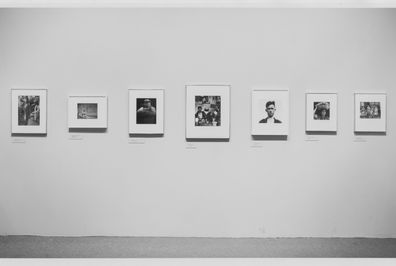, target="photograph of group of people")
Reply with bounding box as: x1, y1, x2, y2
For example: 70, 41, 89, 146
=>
194, 95, 221, 127
360, 102, 381, 119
